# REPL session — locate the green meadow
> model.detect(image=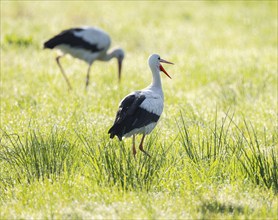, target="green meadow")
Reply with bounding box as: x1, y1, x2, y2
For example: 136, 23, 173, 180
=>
1, 1, 277, 219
